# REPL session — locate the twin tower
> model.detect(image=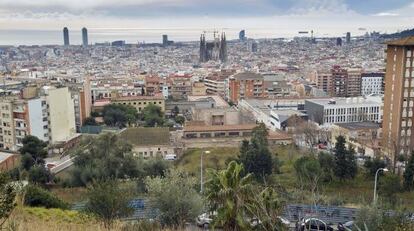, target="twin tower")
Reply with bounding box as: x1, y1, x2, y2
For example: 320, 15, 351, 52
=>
63, 27, 88, 47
